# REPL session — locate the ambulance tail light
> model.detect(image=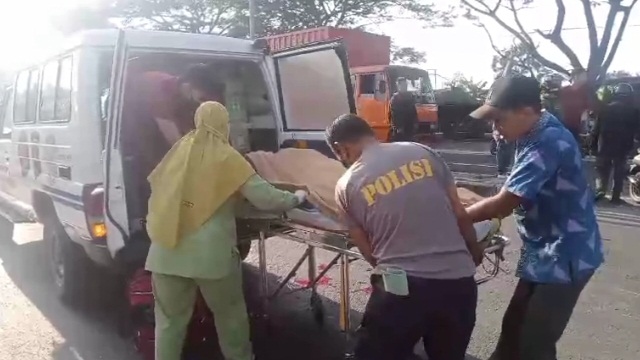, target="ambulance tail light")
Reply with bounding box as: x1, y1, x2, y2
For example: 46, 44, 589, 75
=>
83, 185, 107, 241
